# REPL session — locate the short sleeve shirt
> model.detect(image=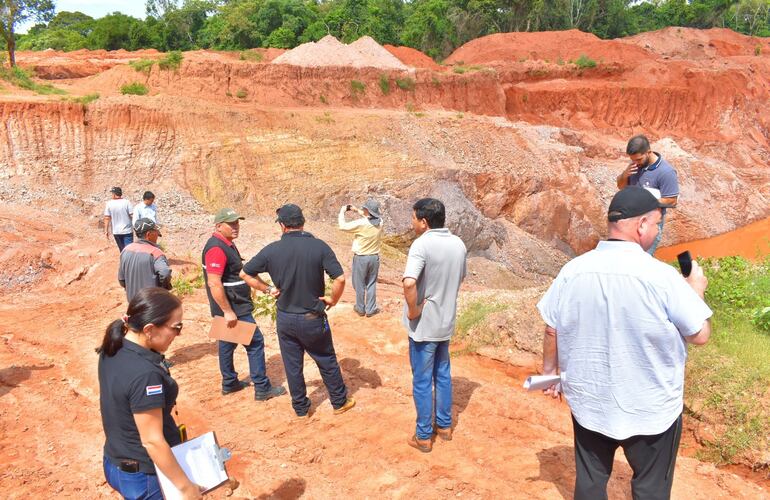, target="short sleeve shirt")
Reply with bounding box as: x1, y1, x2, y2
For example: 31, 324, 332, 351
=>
104, 199, 134, 235
537, 240, 712, 440
242, 231, 343, 314
628, 153, 679, 198
402, 228, 467, 342
99, 339, 180, 473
